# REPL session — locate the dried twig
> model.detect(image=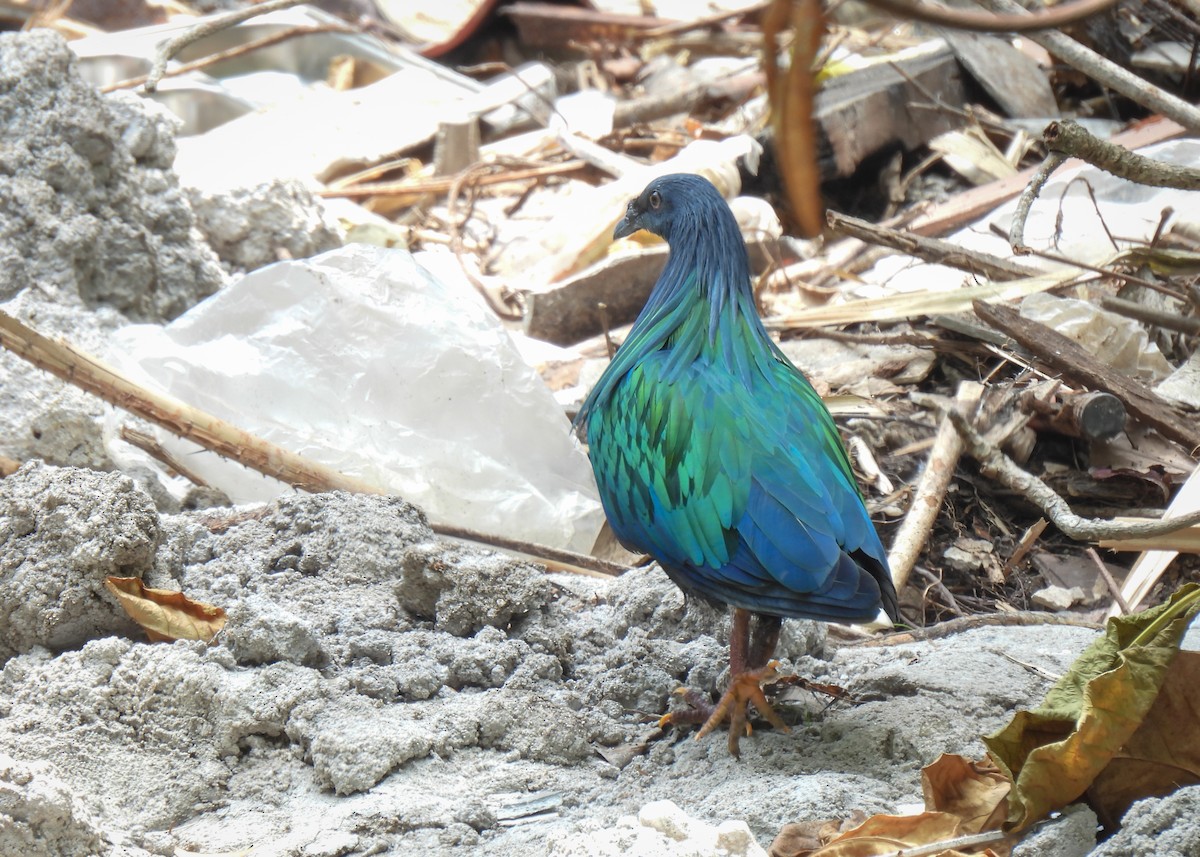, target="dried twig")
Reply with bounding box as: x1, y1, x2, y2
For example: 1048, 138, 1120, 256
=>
0, 310, 381, 496
827, 210, 1041, 281
1012, 122, 1200, 251
0, 311, 621, 581
1044, 120, 1200, 189
1086, 547, 1130, 614
320, 160, 590, 200
989, 232, 1186, 299
1008, 151, 1067, 253
859, 0, 1119, 32
976, 0, 1200, 130
1001, 518, 1048, 577
848, 611, 1103, 646
433, 523, 627, 579
913, 566, 964, 617
104, 24, 348, 93
145, 0, 311, 92
993, 650, 1061, 682
947, 407, 1200, 540
635, 1, 770, 38
119, 426, 210, 489
888, 382, 984, 595
1099, 295, 1200, 336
